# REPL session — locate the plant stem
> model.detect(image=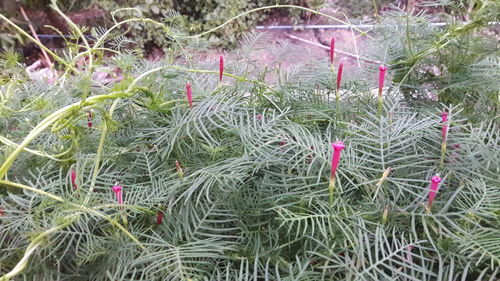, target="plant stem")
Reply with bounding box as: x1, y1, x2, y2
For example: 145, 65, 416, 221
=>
50, 0, 93, 73
439, 141, 447, 169
84, 99, 120, 204
0, 91, 126, 179
329, 177, 336, 204
185, 5, 373, 39
377, 96, 383, 118
0, 180, 64, 202
0, 216, 77, 281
